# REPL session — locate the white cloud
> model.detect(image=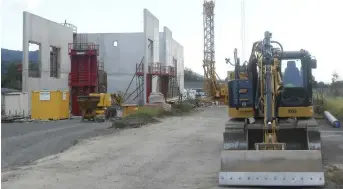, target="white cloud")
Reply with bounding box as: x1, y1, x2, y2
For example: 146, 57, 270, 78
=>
24, 0, 42, 11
